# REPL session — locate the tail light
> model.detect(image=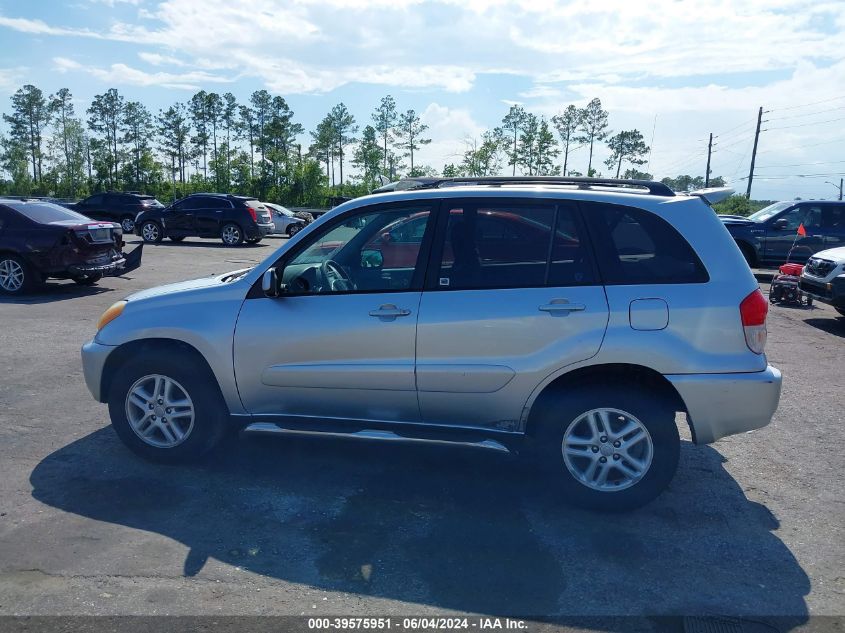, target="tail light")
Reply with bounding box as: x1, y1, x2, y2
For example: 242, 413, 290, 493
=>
246, 206, 258, 223
740, 288, 768, 354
